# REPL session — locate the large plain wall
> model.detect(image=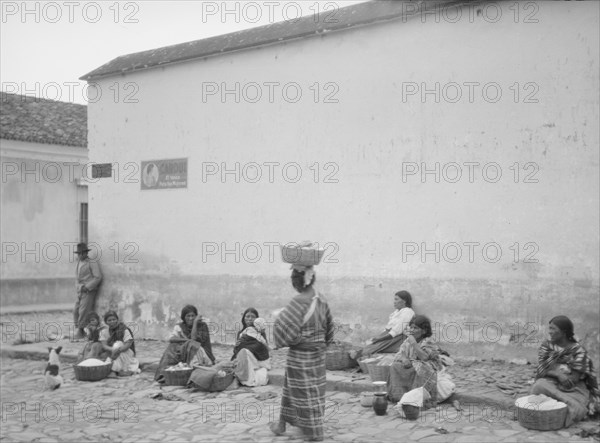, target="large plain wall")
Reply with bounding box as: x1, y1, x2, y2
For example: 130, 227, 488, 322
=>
87, 1, 599, 363
1, 139, 88, 304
